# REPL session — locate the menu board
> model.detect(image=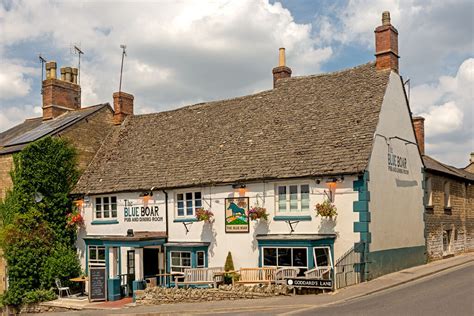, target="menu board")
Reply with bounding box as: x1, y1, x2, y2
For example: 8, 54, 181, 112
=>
89, 266, 107, 301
